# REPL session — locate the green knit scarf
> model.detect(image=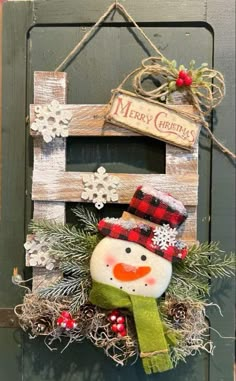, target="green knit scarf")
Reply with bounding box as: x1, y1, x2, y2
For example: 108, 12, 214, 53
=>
89, 281, 176, 374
